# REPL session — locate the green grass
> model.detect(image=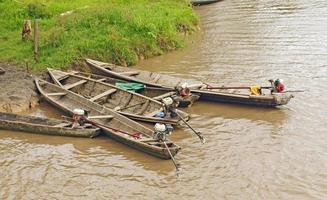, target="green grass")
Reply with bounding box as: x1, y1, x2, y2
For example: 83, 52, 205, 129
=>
0, 0, 198, 71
